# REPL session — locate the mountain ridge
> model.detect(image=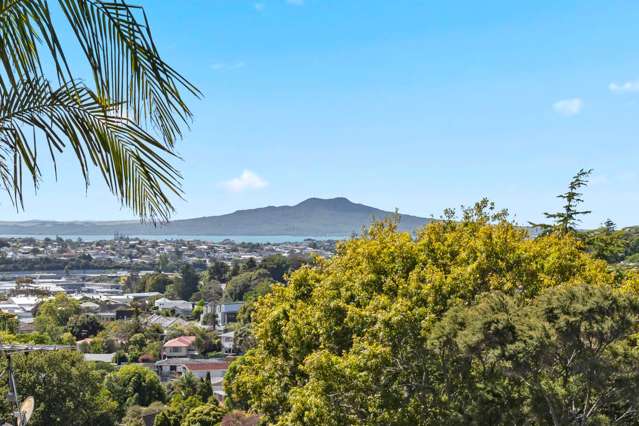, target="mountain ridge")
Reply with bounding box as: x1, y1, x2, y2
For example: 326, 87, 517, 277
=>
0, 197, 431, 236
